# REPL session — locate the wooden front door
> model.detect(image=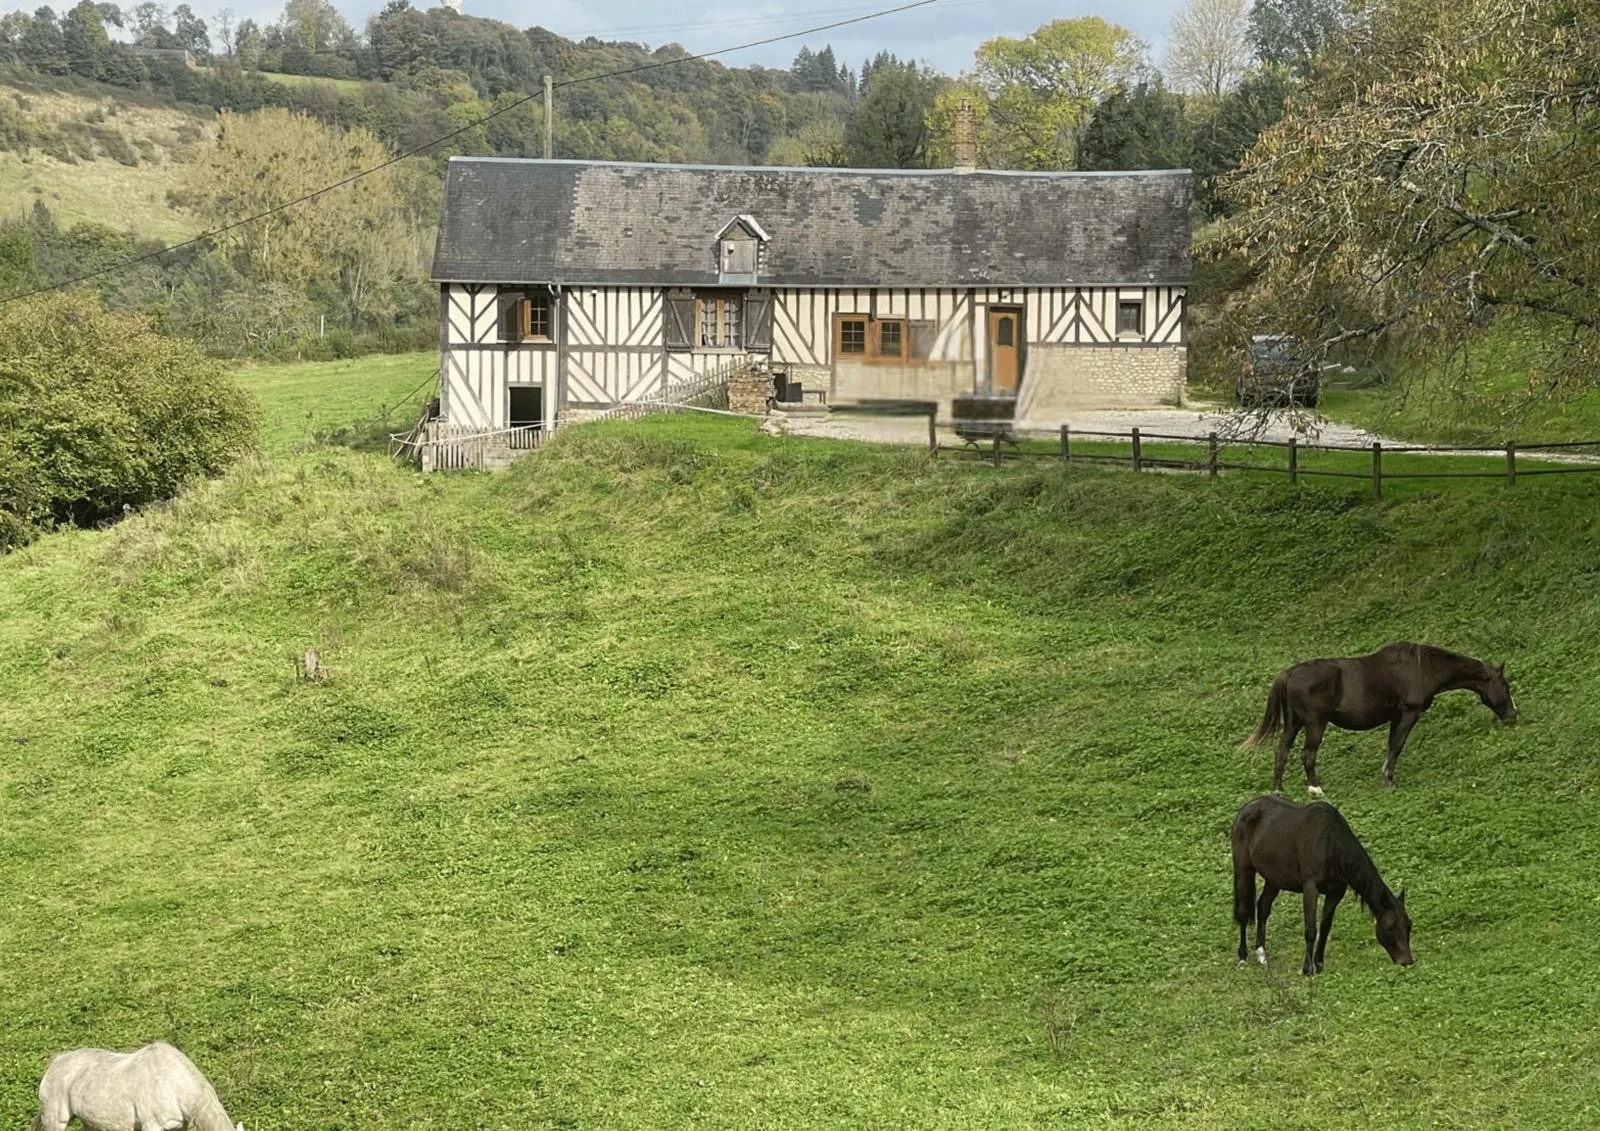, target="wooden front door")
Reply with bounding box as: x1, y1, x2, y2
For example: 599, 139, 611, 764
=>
988, 308, 1021, 393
